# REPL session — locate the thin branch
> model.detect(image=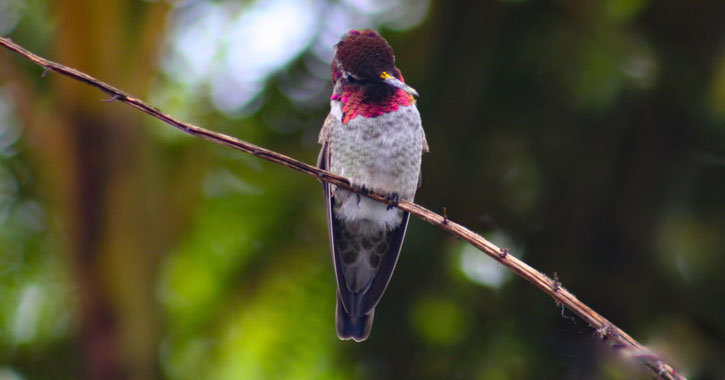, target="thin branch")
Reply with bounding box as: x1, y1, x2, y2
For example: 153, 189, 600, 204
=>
0, 36, 685, 380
